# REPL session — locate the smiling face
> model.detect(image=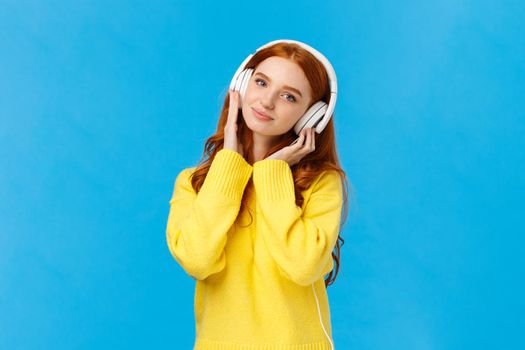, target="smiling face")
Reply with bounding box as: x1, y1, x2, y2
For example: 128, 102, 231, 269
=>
241, 56, 313, 137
